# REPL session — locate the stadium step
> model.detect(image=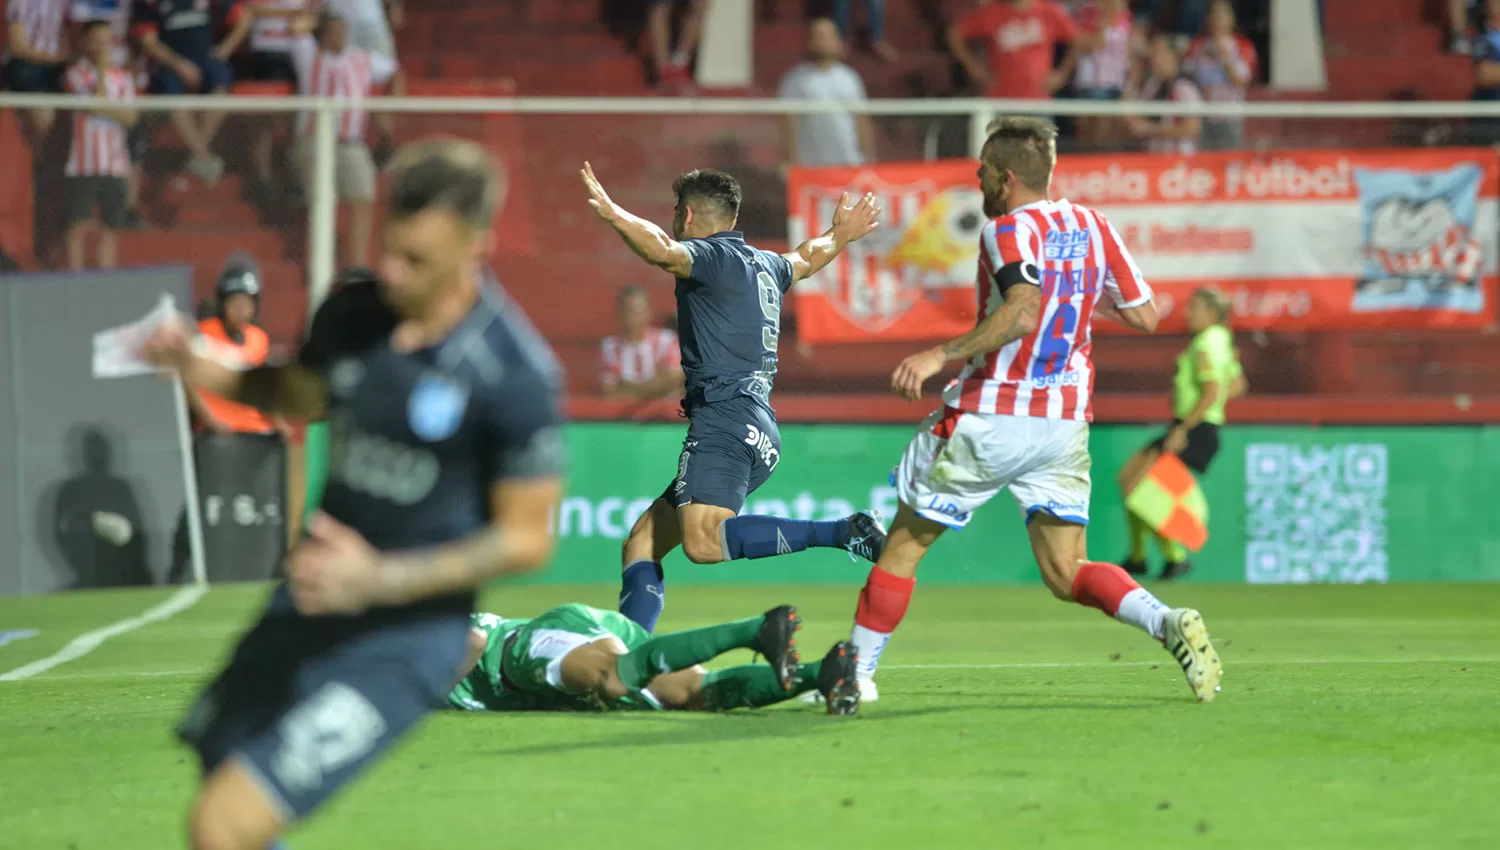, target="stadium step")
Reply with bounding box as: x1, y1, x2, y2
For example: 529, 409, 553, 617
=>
1323, 0, 1430, 30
